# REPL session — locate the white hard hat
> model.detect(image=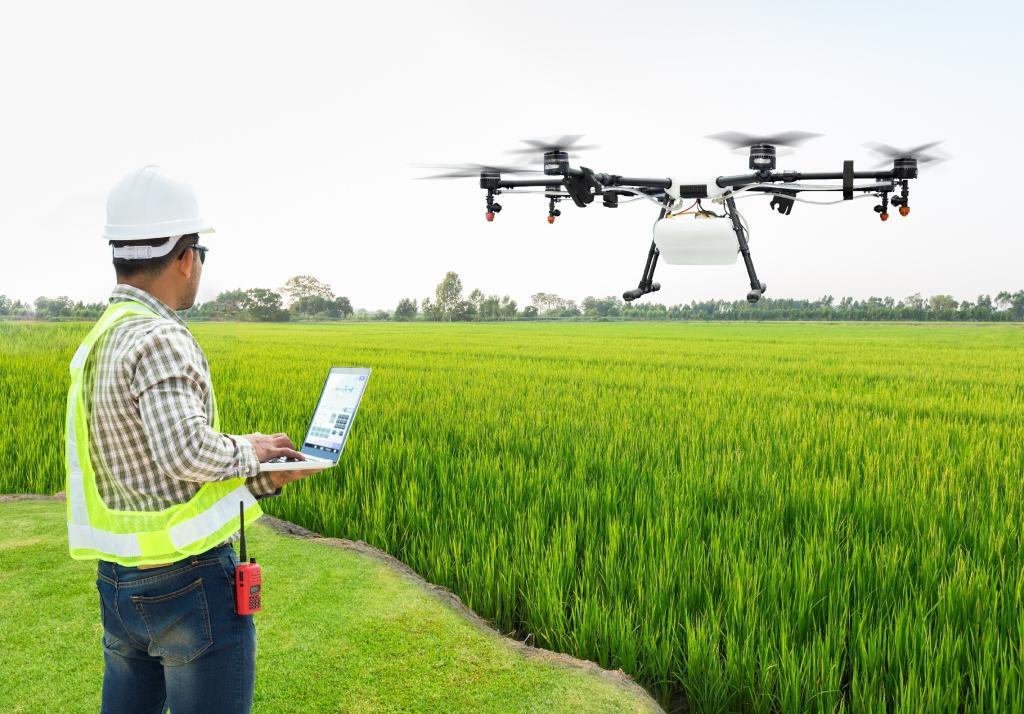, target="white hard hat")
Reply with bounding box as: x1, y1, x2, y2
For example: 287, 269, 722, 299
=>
103, 166, 214, 255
